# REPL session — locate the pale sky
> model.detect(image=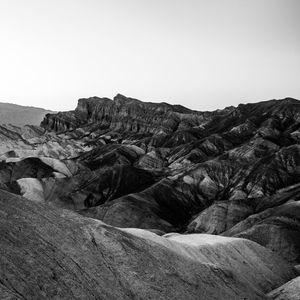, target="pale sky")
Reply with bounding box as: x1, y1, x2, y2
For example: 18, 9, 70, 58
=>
0, 0, 300, 111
